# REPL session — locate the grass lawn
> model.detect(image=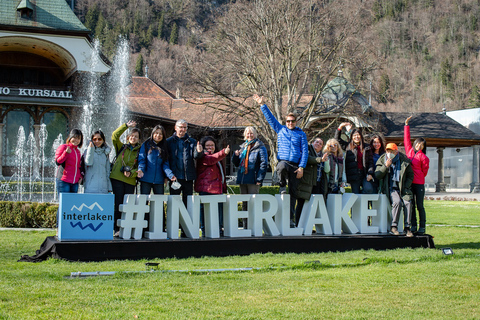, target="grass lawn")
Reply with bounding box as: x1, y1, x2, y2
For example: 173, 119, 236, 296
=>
1, 200, 479, 319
